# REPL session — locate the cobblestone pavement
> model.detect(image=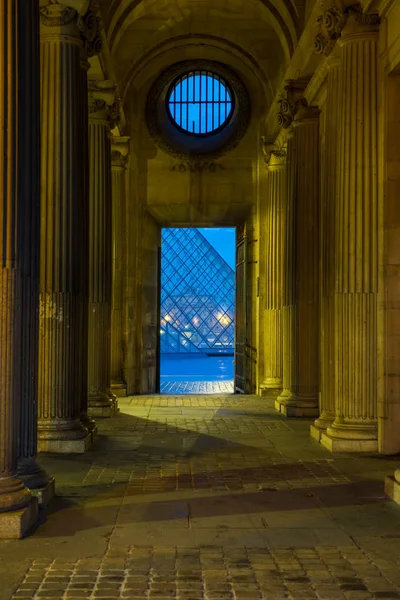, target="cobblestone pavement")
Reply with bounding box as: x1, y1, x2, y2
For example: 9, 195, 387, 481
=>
2, 395, 400, 600
160, 382, 234, 394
